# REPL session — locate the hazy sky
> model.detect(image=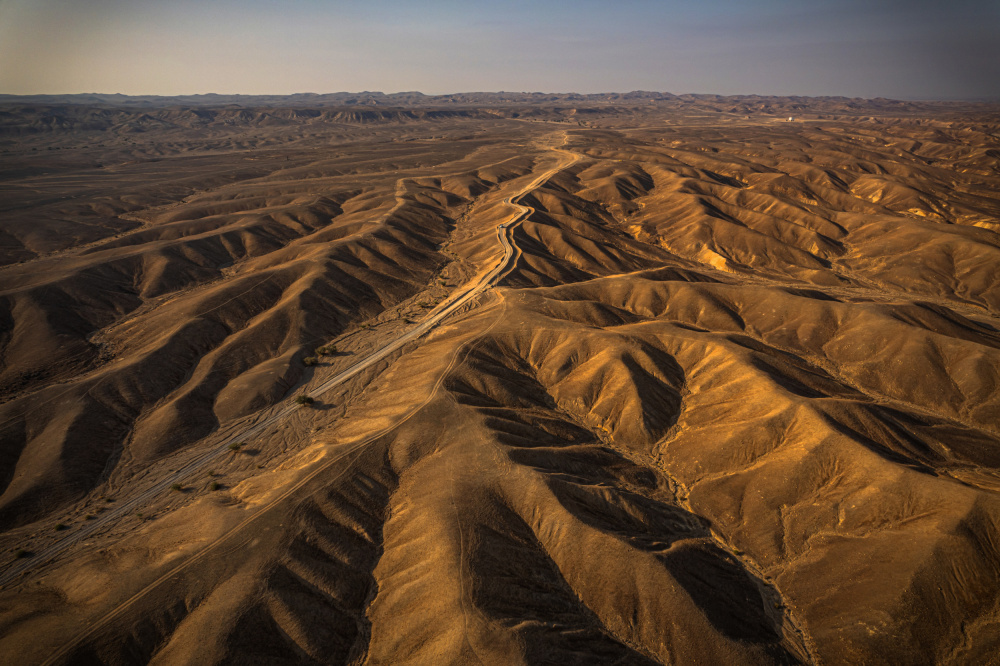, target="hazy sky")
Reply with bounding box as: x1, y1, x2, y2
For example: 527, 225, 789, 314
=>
1, 0, 997, 99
